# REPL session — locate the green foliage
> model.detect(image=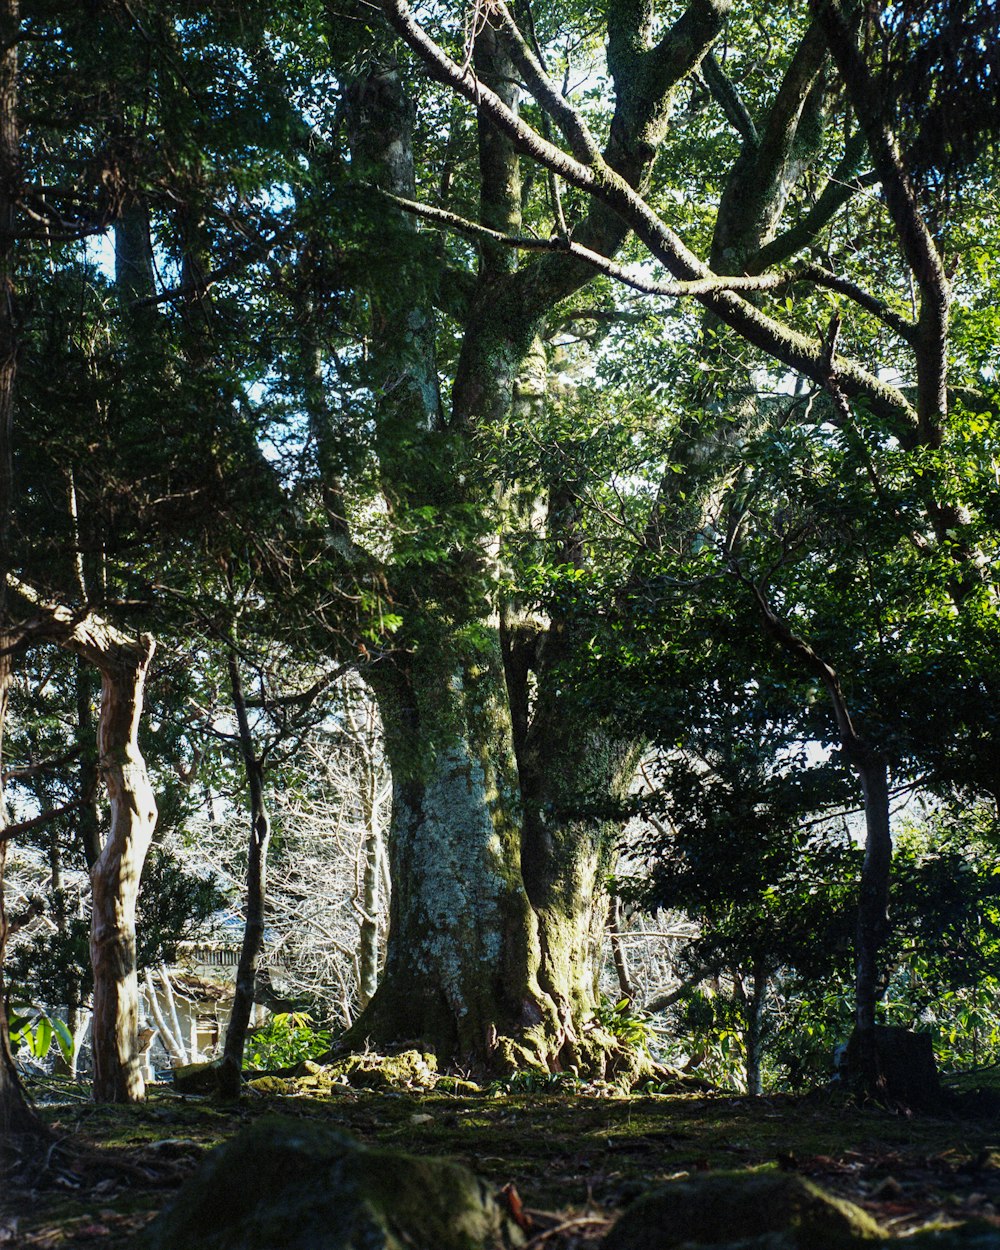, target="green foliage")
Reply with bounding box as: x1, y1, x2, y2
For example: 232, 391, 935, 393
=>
591, 997, 656, 1054
671, 989, 751, 1090
8, 1004, 74, 1066
243, 1012, 332, 1071
486, 1070, 581, 1096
